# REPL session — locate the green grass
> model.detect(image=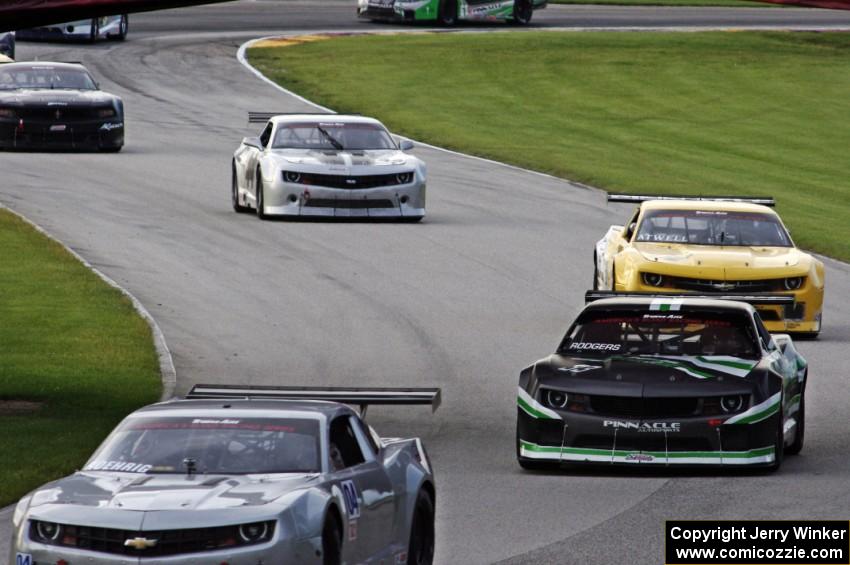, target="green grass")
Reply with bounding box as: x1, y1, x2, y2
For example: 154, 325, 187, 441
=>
550, 0, 771, 6
249, 32, 850, 260
0, 210, 160, 507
